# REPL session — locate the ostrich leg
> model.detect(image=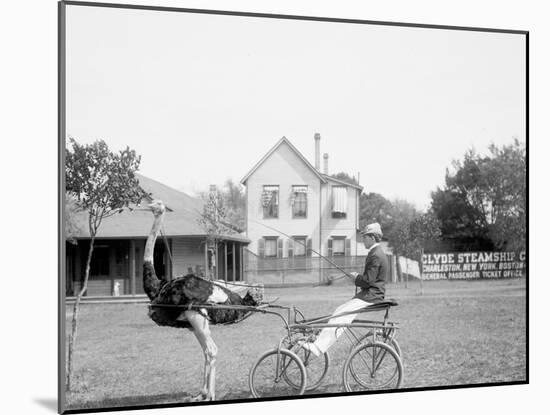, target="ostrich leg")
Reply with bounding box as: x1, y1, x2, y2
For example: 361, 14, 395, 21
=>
185, 310, 217, 401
